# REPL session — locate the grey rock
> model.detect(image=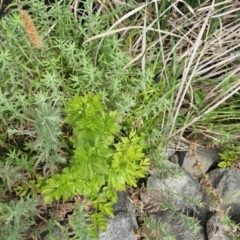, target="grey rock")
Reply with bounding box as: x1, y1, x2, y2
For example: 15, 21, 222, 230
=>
126, 194, 136, 214
113, 191, 127, 214
155, 210, 205, 240
163, 142, 177, 159
208, 168, 240, 223
160, 158, 180, 170
98, 212, 137, 240
146, 170, 201, 212
206, 213, 230, 240
41, 225, 65, 240
180, 147, 220, 178
99, 191, 138, 240
162, 141, 189, 160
